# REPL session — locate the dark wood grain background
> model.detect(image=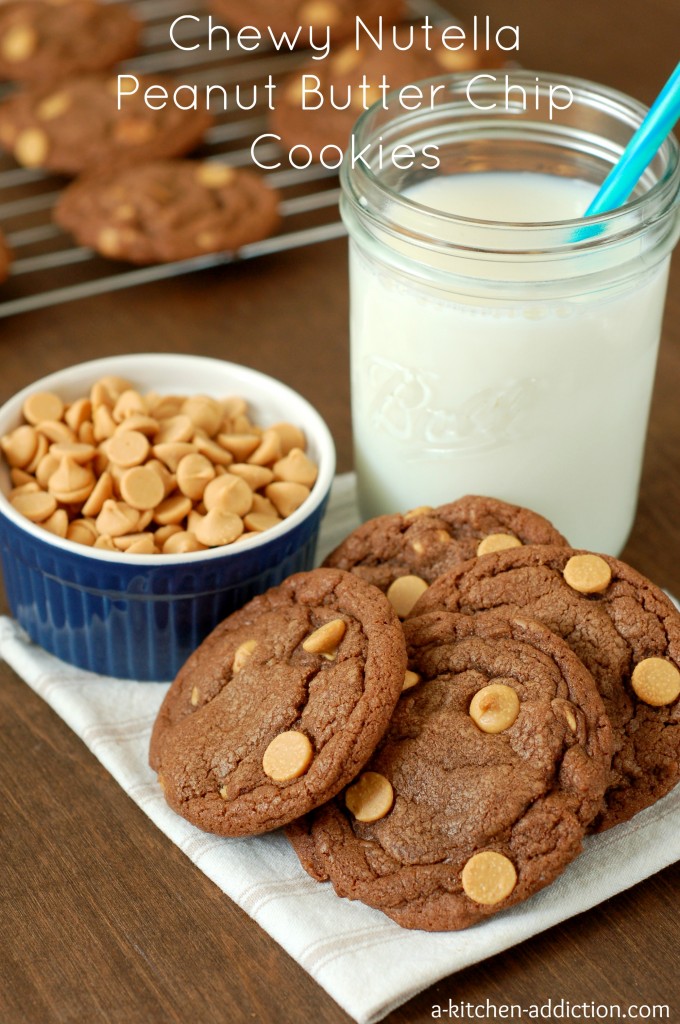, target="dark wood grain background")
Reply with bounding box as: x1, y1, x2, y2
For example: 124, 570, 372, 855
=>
1, 1, 679, 1021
